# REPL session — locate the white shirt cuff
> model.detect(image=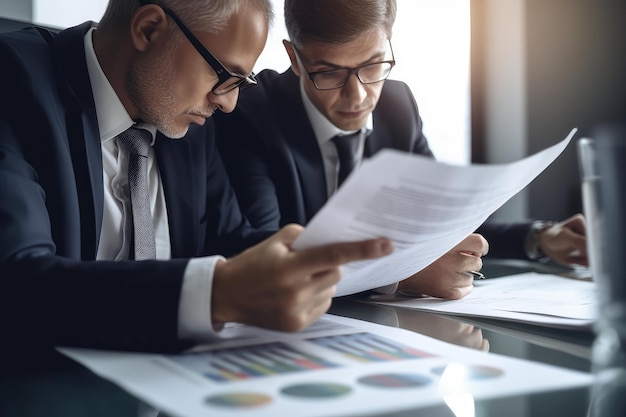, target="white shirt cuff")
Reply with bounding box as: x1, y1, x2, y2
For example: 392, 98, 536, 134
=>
178, 256, 226, 341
